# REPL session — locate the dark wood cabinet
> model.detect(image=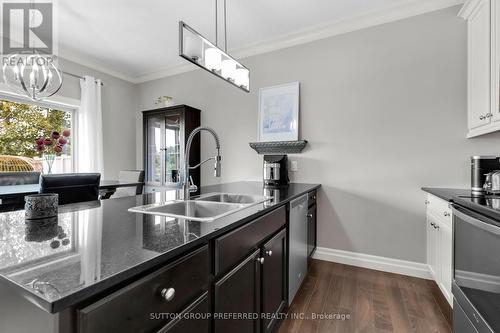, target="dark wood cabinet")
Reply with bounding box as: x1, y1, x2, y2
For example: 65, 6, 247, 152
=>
307, 204, 317, 259
262, 229, 287, 333
215, 250, 262, 333
157, 292, 209, 333
307, 190, 317, 263
215, 206, 286, 275
214, 206, 288, 333
142, 105, 201, 193
77, 245, 209, 333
